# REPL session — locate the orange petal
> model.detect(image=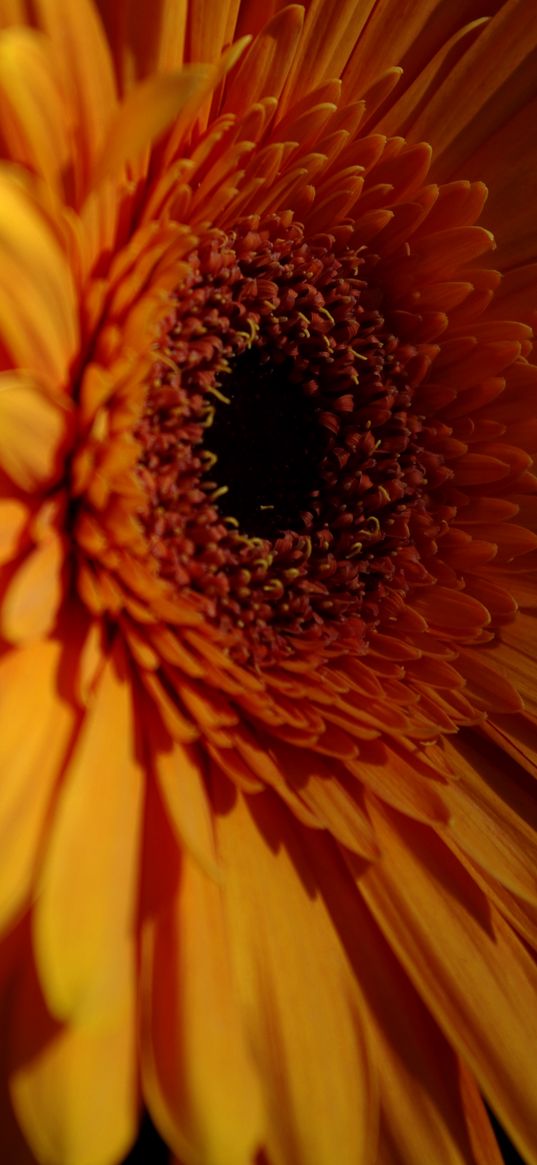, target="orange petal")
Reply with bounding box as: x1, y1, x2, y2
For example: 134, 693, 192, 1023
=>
0, 372, 70, 490
34, 640, 143, 1021
224, 6, 304, 116
407, 0, 537, 176
34, 0, 117, 200
213, 779, 377, 1165
91, 63, 217, 189
305, 830, 503, 1165
442, 732, 537, 904
0, 26, 70, 195
141, 797, 263, 1165
0, 640, 77, 931
148, 706, 220, 879
1, 533, 65, 644
0, 174, 78, 383
10, 951, 137, 1165
282, 0, 368, 107
358, 801, 537, 1165
0, 498, 29, 565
